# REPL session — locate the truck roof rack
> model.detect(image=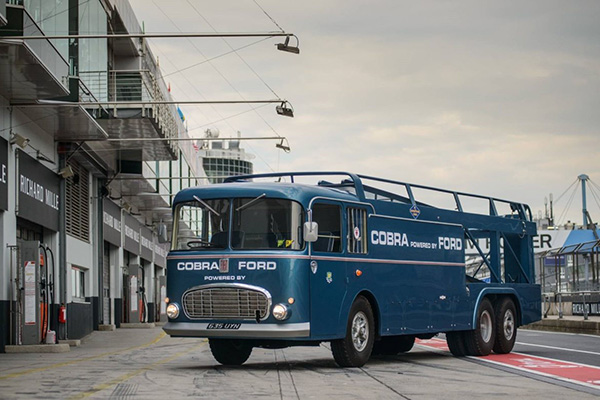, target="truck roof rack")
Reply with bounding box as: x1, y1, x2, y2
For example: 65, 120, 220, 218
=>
224, 171, 533, 222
